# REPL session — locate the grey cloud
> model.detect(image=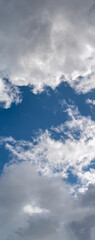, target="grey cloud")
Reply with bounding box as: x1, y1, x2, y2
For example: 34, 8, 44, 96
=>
0, 161, 95, 239
0, 161, 75, 240
81, 185, 95, 207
